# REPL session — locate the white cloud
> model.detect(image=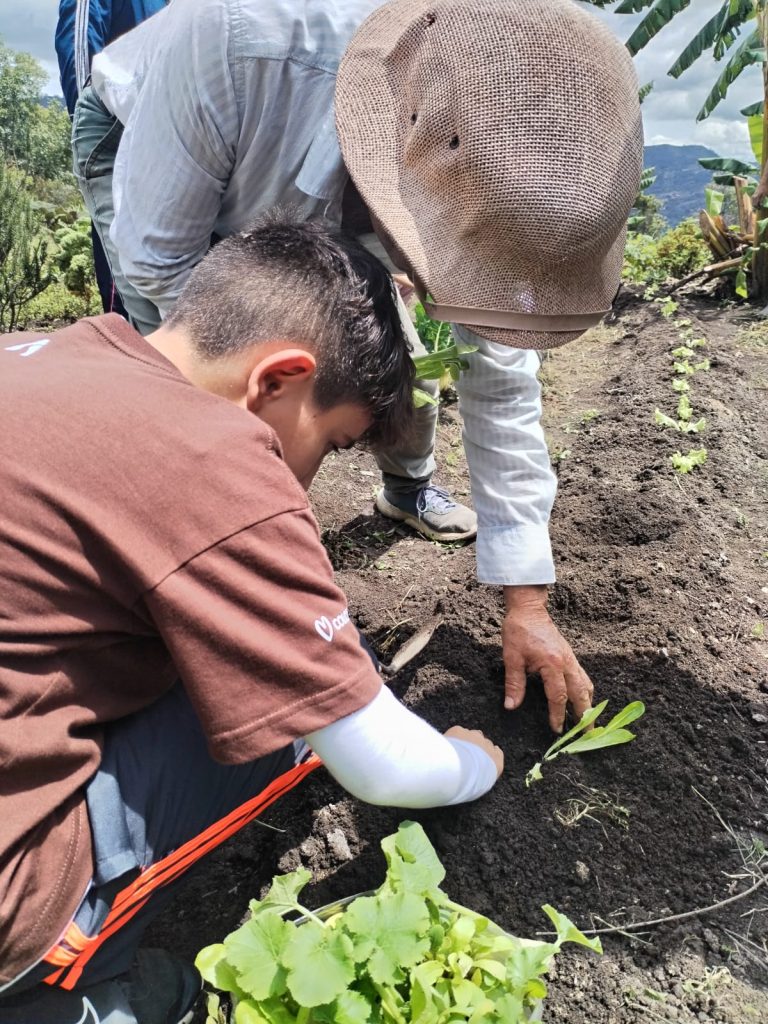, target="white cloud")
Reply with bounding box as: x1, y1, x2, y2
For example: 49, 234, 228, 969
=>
576, 0, 761, 161
0, 0, 61, 94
